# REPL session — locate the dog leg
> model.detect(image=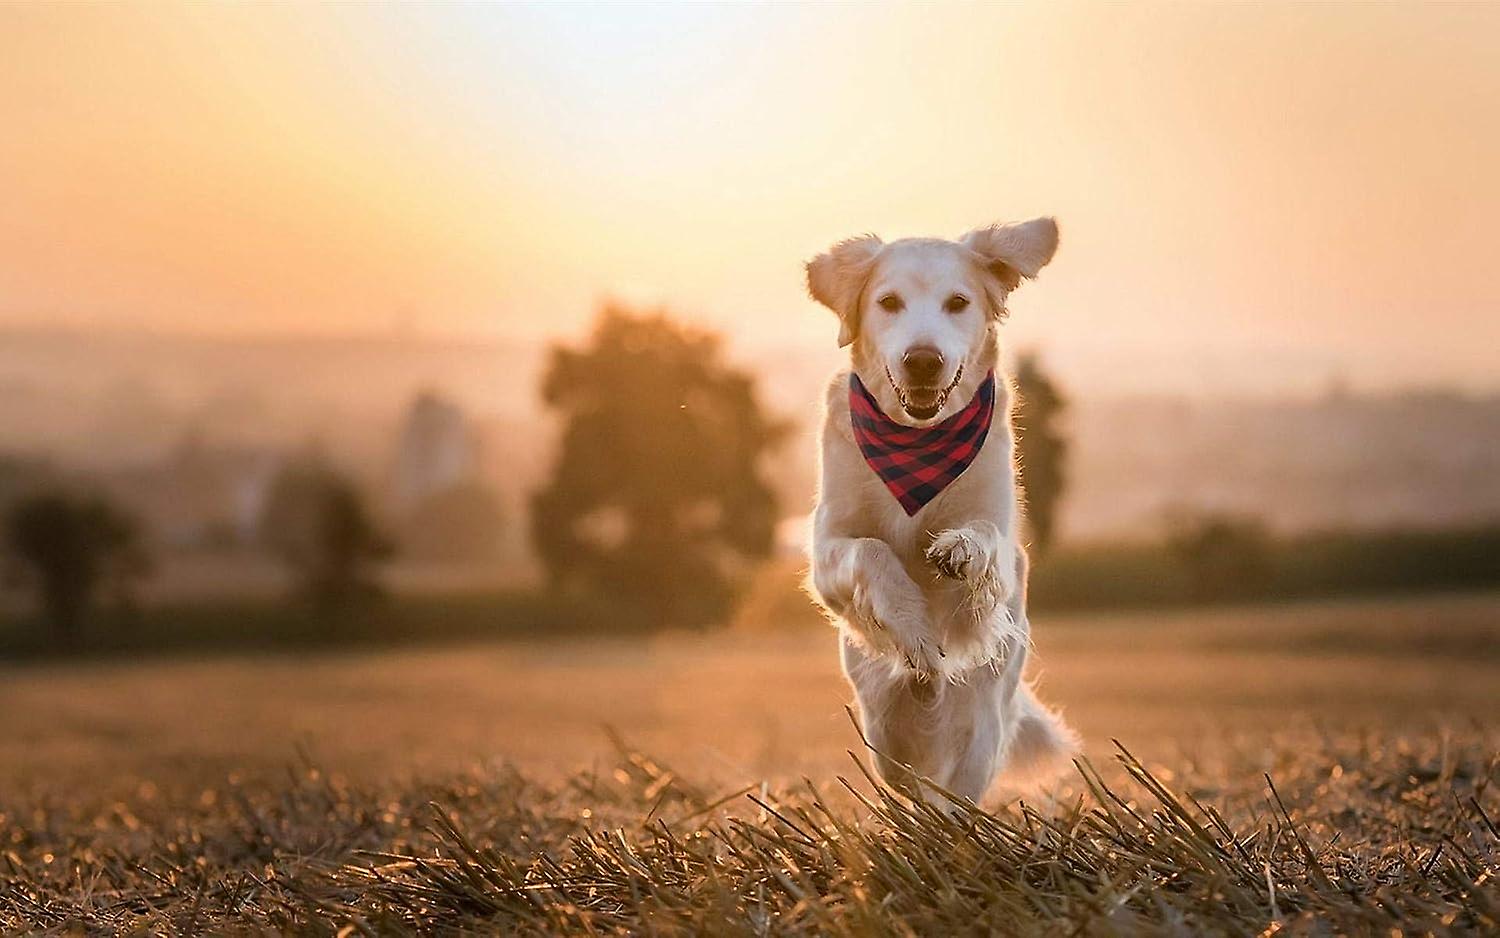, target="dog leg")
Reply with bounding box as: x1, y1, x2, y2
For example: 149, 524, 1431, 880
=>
814, 537, 943, 676
930, 655, 1077, 805
925, 522, 1025, 665
845, 639, 1014, 811
896, 665, 1007, 807
940, 689, 1004, 806
842, 637, 951, 803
